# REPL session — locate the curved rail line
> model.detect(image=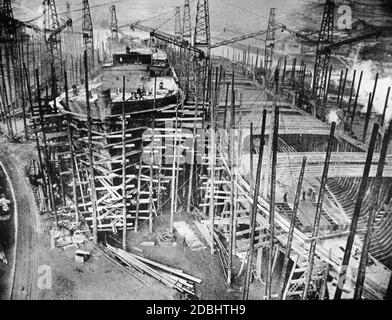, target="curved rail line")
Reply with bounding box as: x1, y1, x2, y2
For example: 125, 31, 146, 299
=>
0, 158, 18, 300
